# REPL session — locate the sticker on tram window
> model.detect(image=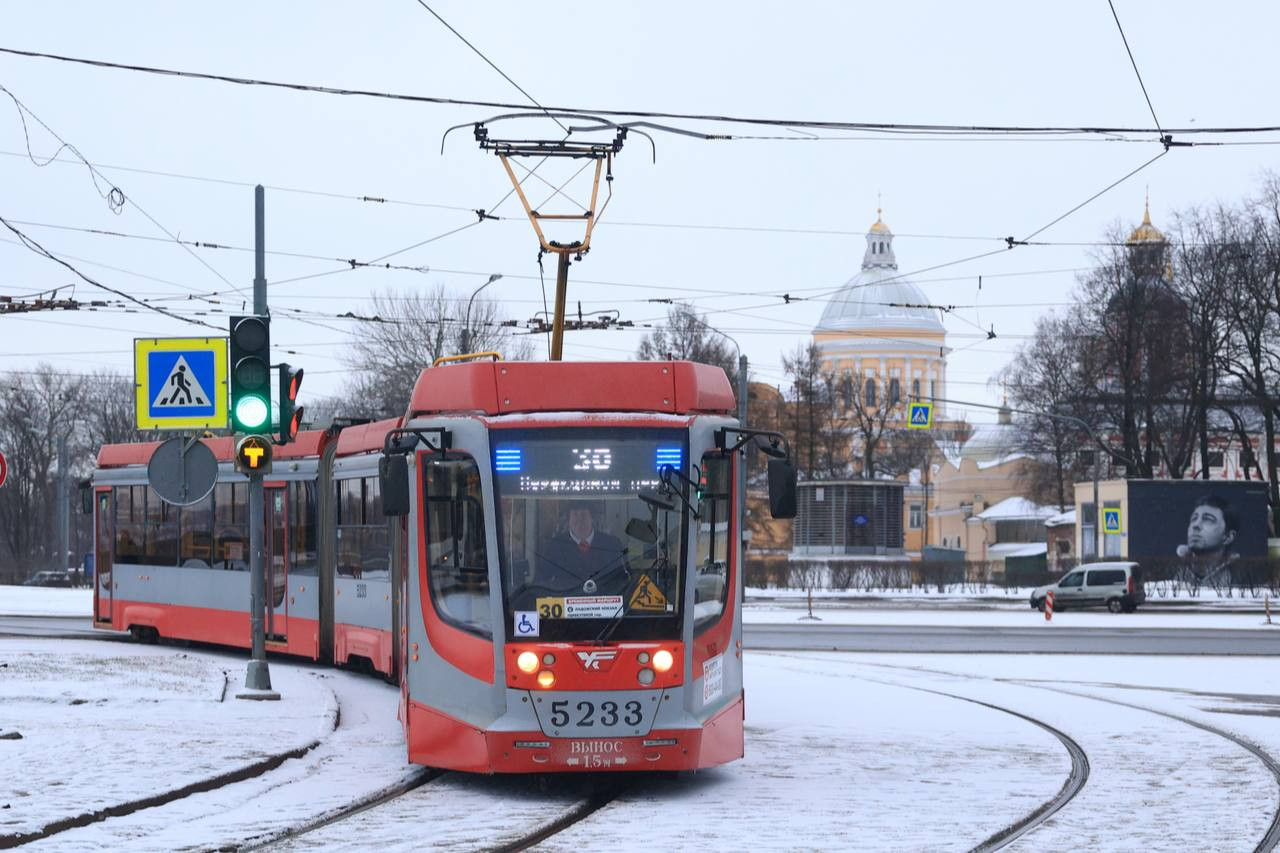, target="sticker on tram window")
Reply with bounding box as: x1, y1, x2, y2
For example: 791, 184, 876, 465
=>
628, 574, 669, 612
563, 595, 625, 620
513, 610, 540, 637
703, 653, 724, 705
536, 597, 565, 619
